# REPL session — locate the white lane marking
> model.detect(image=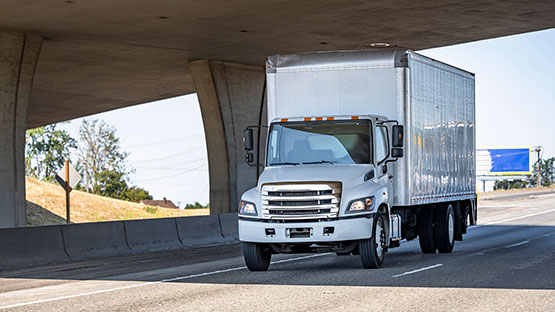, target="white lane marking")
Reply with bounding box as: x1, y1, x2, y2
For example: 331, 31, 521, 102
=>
469, 208, 555, 229
505, 240, 530, 249
0, 253, 331, 310
392, 264, 443, 278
